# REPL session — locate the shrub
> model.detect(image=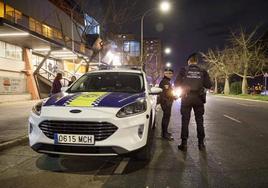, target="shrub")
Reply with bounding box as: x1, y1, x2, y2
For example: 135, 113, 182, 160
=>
230, 81, 242, 95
